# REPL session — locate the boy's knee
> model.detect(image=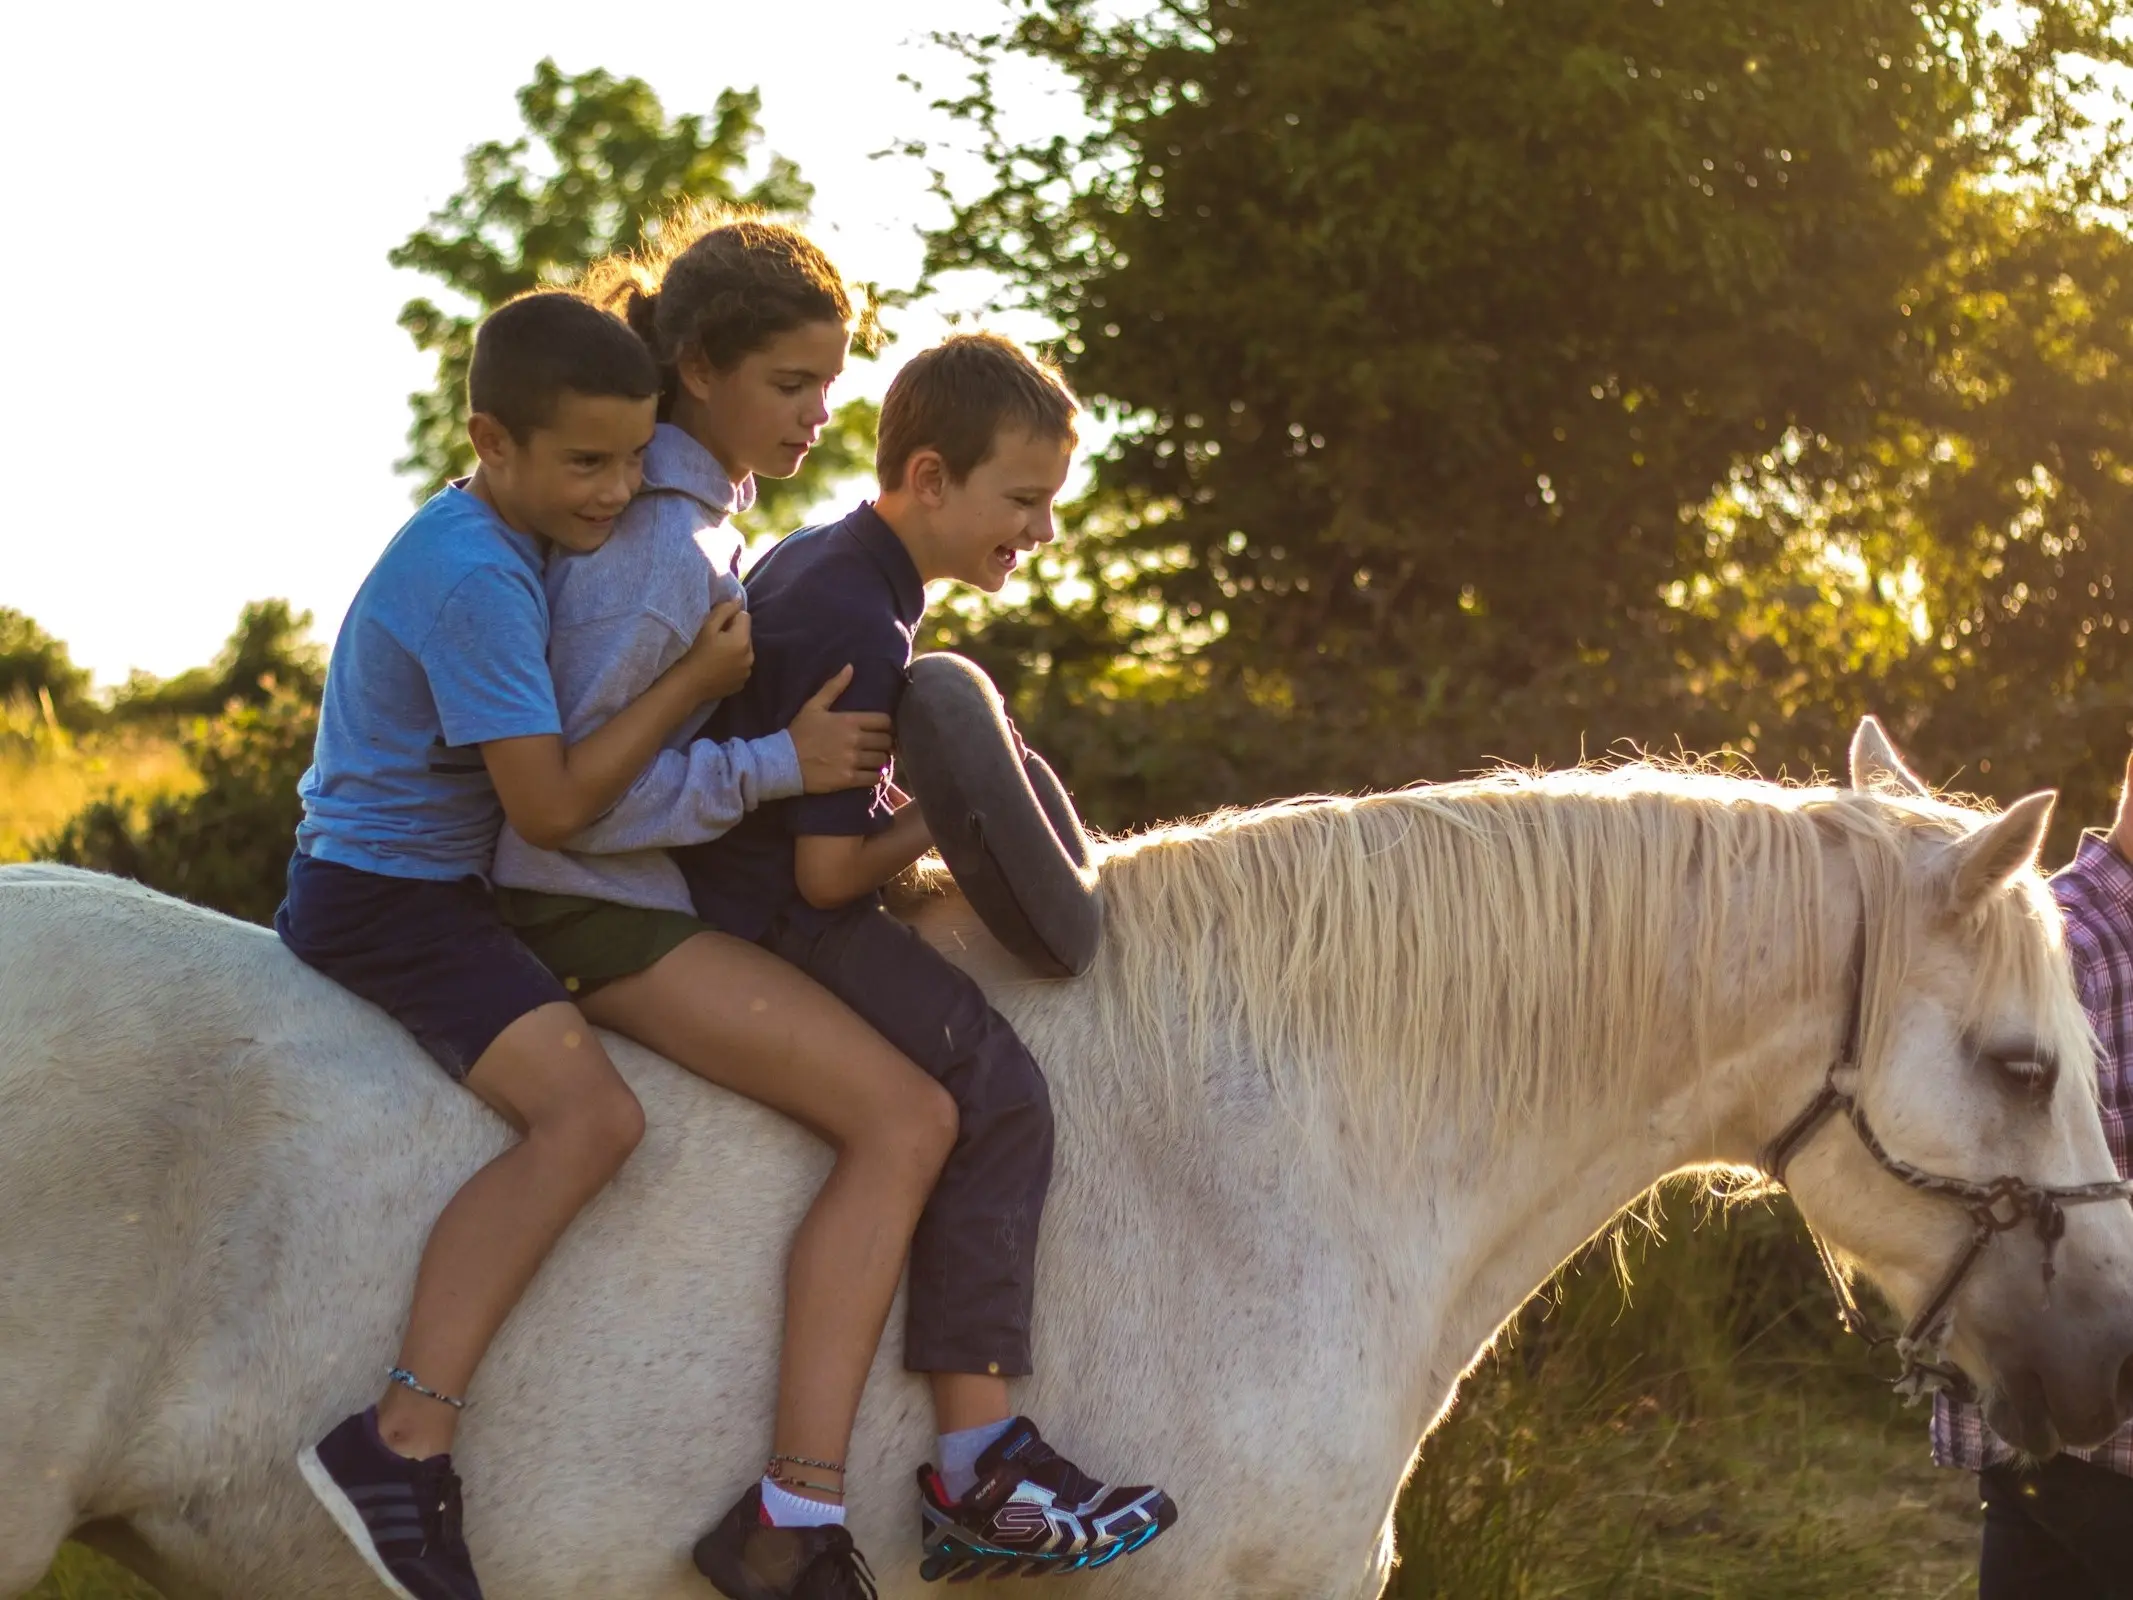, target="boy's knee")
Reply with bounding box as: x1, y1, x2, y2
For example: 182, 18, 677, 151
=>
978, 1042, 1053, 1137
